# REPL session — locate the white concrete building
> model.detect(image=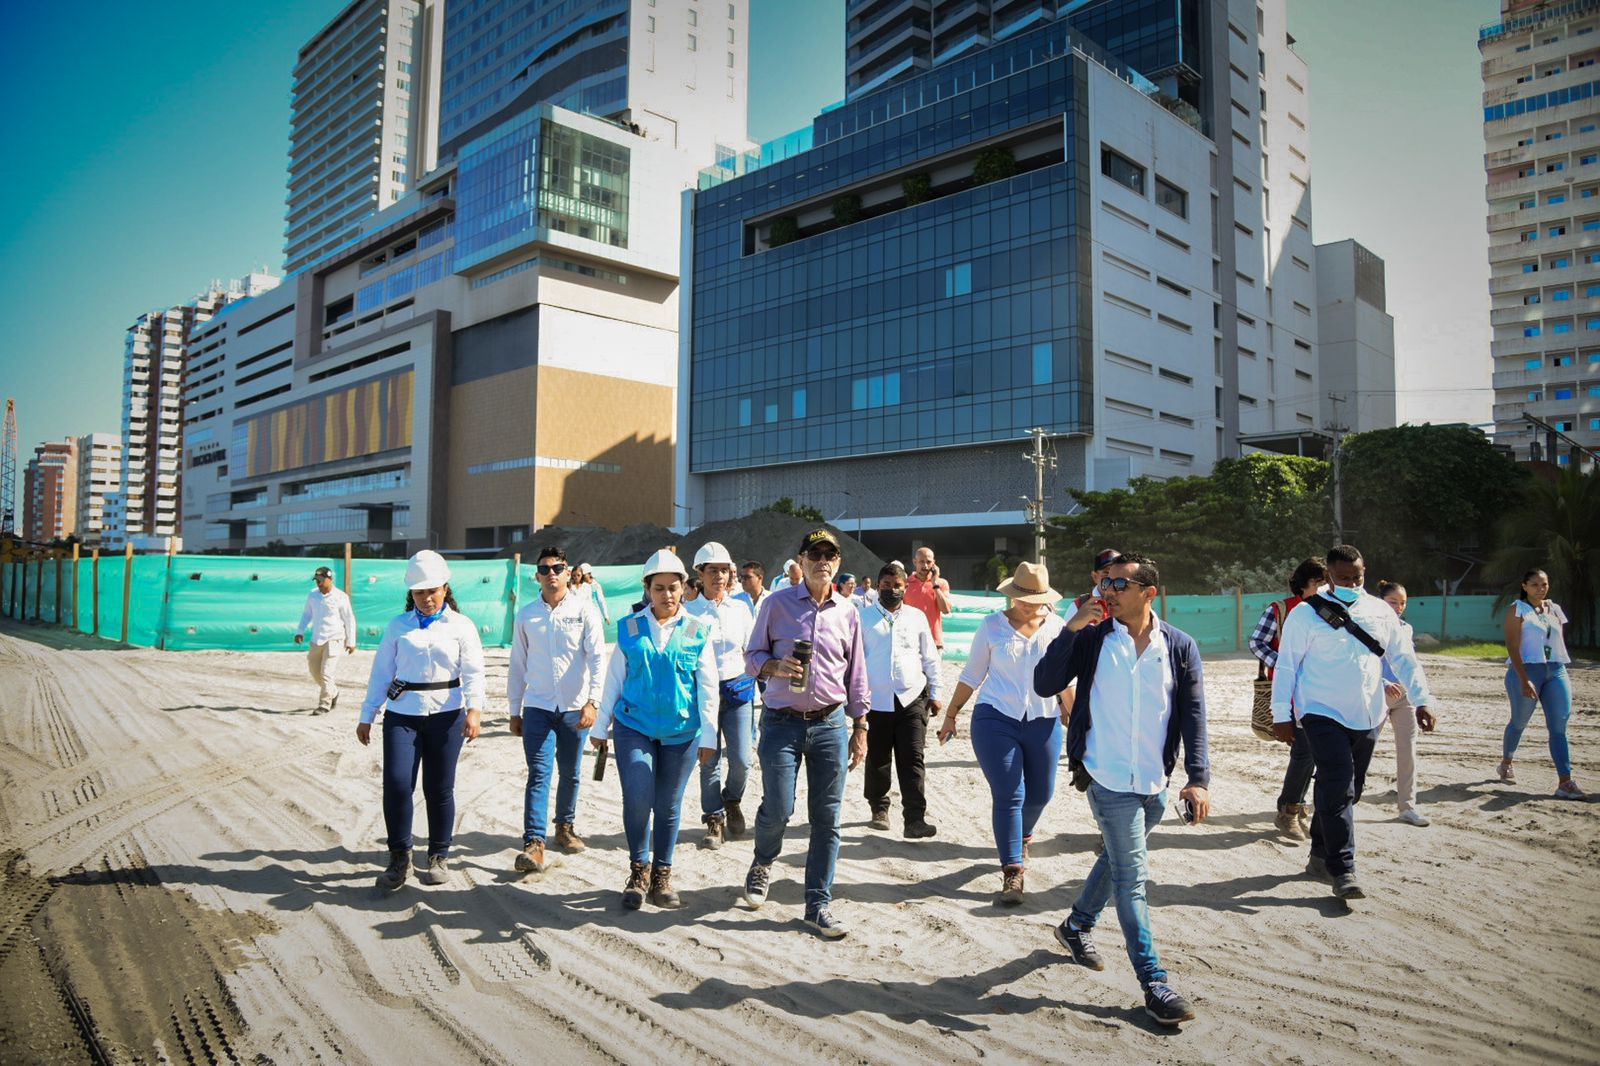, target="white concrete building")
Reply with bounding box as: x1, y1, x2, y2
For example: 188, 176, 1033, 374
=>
285, 0, 444, 274
1315, 239, 1396, 434
1481, 0, 1600, 468
74, 432, 121, 547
